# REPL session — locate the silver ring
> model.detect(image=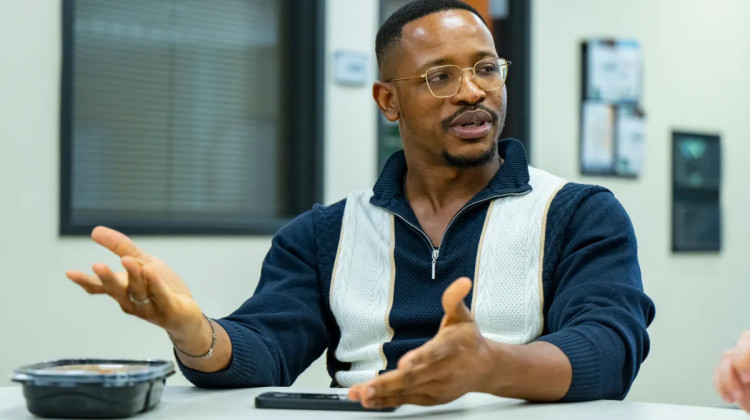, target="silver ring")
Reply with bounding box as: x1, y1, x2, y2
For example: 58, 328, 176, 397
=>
128, 293, 151, 305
